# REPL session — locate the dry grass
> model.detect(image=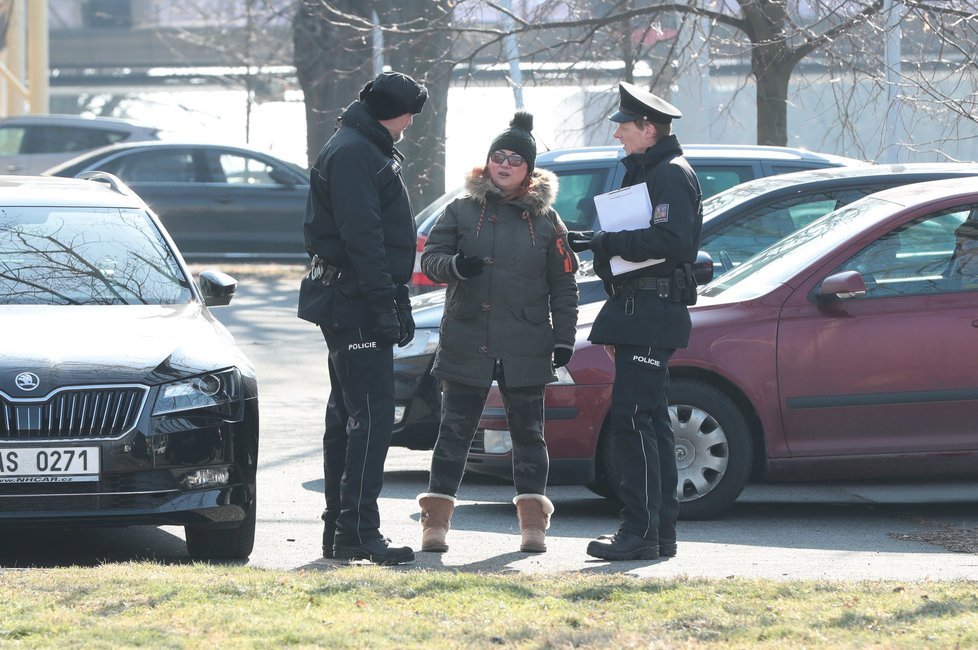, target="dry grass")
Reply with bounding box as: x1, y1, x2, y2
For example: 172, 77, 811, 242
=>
1, 564, 977, 648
